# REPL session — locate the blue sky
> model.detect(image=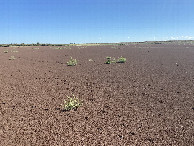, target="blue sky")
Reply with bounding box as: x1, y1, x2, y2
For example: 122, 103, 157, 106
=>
0, 0, 194, 44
